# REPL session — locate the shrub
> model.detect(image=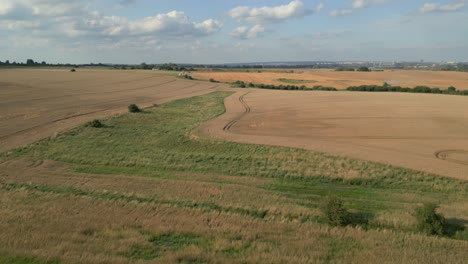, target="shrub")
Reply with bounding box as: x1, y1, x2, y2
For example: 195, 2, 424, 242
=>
321, 196, 350, 227
357, 66, 371, 72
128, 104, 141, 113
85, 119, 103, 128
447, 86, 457, 93
414, 203, 446, 236
70, 68, 76, 72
